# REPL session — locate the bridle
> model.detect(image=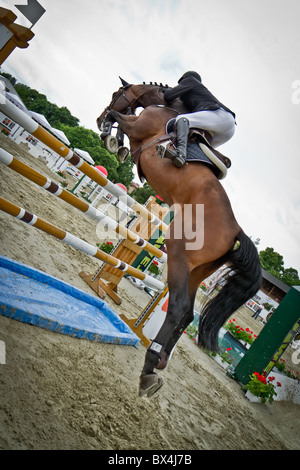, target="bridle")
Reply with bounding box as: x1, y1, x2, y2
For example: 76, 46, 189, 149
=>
102, 85, 167, 122
100, 84, 179, 162
100, 86, 134, 125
